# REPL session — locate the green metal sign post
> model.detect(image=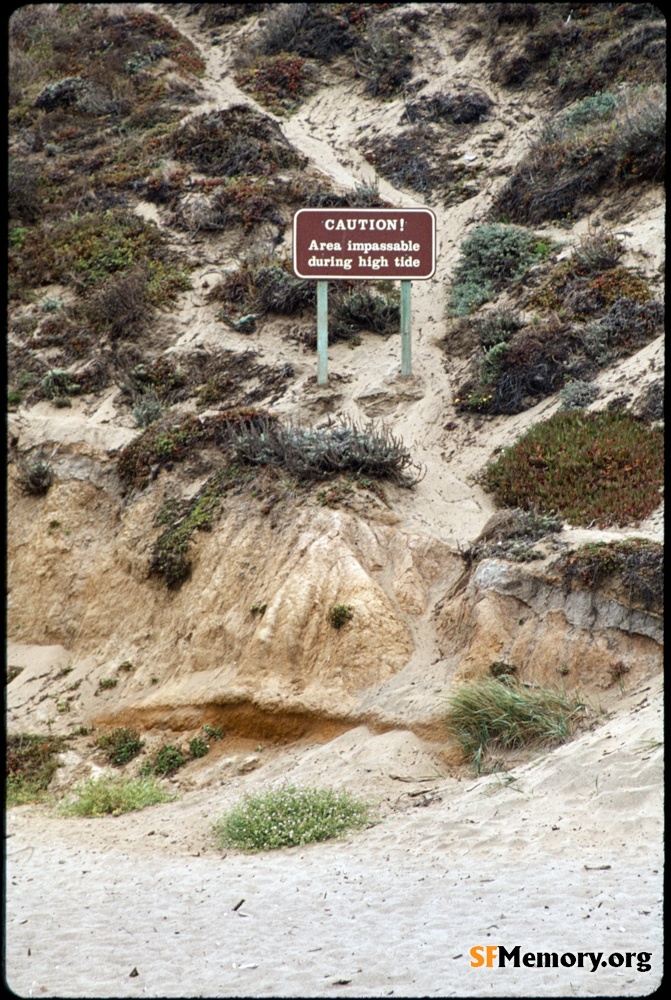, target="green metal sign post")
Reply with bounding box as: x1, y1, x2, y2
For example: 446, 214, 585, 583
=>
400, 279, 411, 377
317, 280, 328, 385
